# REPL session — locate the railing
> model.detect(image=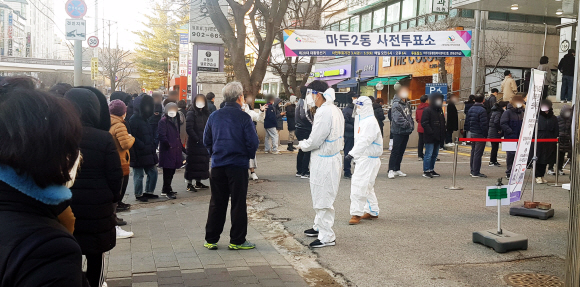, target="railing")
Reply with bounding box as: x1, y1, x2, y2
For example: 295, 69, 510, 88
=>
0, 56, 91, 67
